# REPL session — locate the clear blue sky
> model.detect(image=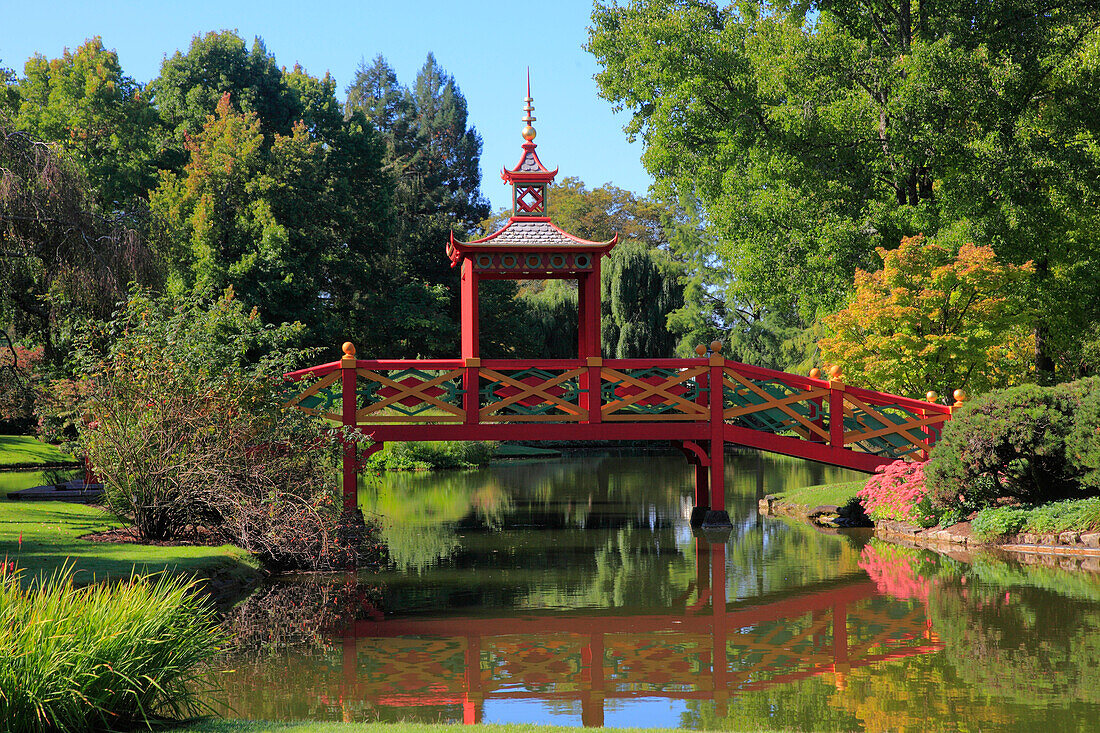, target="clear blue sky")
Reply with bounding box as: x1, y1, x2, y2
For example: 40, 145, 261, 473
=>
0, 0, 653, 213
